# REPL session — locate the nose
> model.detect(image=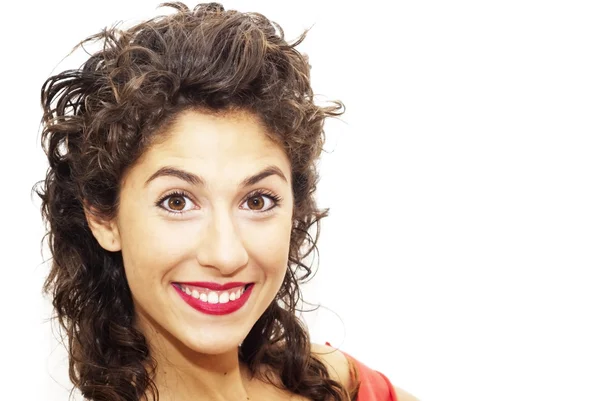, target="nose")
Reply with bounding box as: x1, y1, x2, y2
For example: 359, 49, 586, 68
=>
196, 207, 249, 276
